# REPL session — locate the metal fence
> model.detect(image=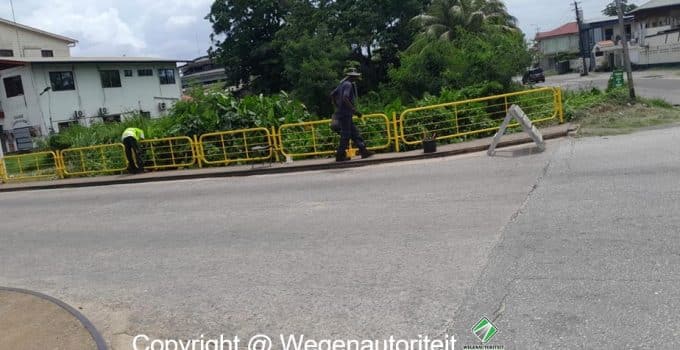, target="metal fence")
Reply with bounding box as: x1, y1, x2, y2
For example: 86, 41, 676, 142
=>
199, 127, 274, 166
278, 113, 392, 158
0, 88, 564, 183
0, 151, 60, 182
141, 136, 196, 170
400, 87, 562, 145
59, 144, 127, 176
